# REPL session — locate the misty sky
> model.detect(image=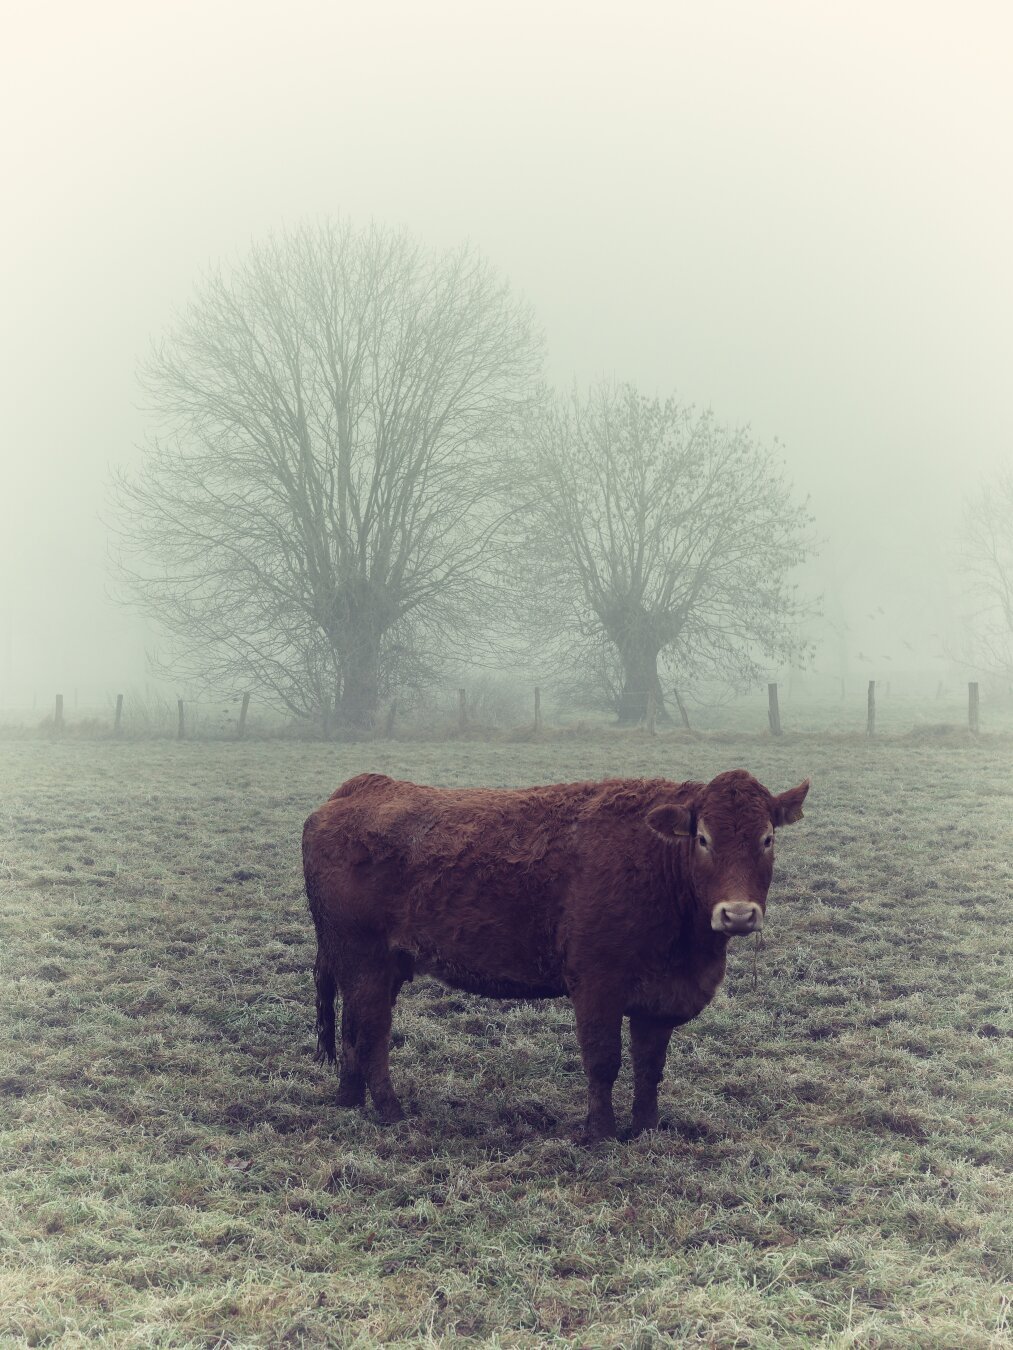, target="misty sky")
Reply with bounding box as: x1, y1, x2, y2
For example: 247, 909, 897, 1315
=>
2, 0, 1011, 704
